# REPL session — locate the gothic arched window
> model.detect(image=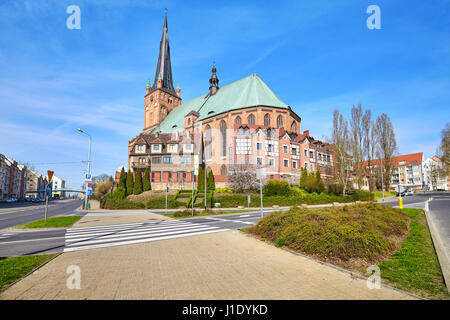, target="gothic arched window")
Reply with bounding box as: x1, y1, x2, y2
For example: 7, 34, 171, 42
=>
248, 114, 255, 125
220, 164, 227, 175
290, 121, 297, 133
220, 120, 227, 157
264, 114, 270, 127
205, 125, 212, 160
277, 116, 283, 128
235, 116, 242, 124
